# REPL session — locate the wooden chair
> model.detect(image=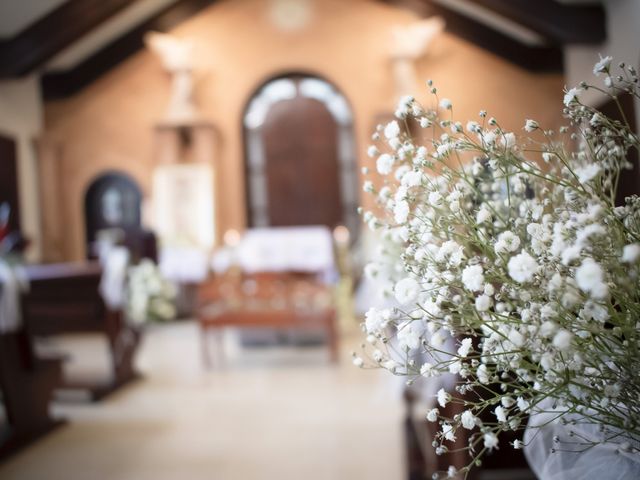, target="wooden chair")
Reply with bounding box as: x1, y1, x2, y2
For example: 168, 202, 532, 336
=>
21, 262, 140, 401
197, 271, 338, 367
0, 329, 64, 460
